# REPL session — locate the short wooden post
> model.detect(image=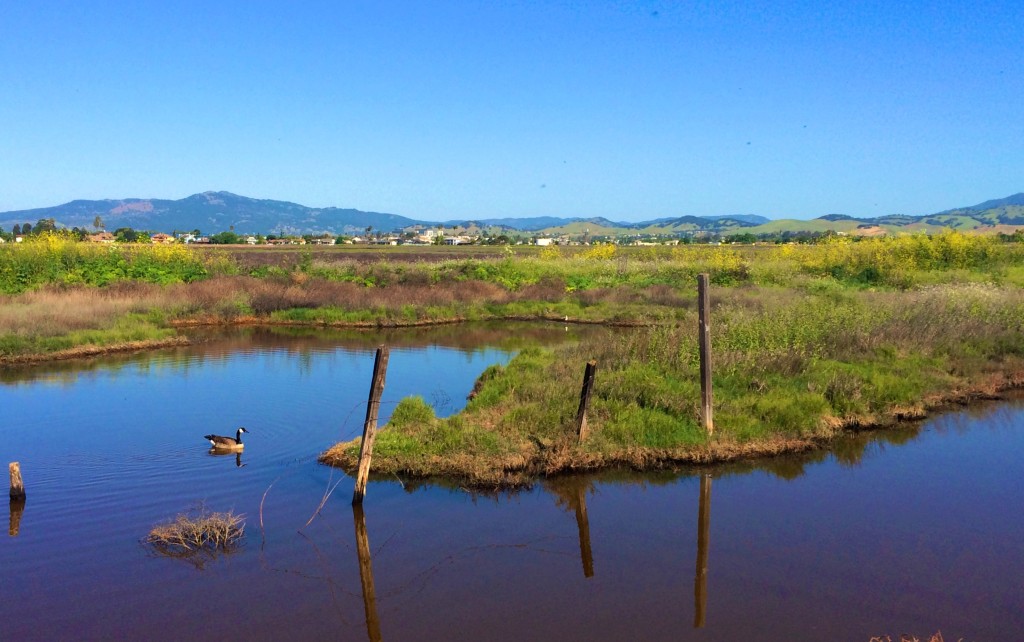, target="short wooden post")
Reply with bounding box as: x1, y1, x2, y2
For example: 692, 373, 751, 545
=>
353, 346, 389, 505
697, 274, 714, 435
9, 462, 25, 500
575, 360, 598, 443
353, 504, 383, 642
694, 473, 712, 628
